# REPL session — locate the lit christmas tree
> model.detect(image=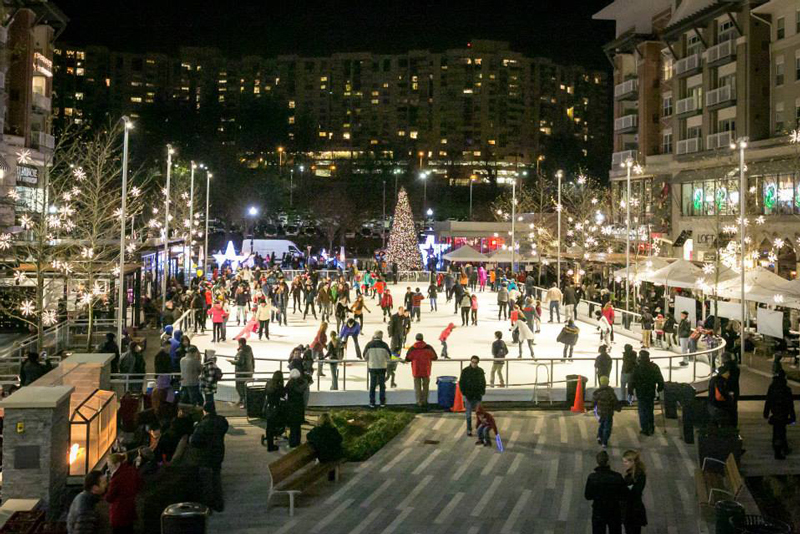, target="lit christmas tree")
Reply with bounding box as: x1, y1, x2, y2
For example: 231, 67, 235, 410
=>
386, 187, 423, 271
